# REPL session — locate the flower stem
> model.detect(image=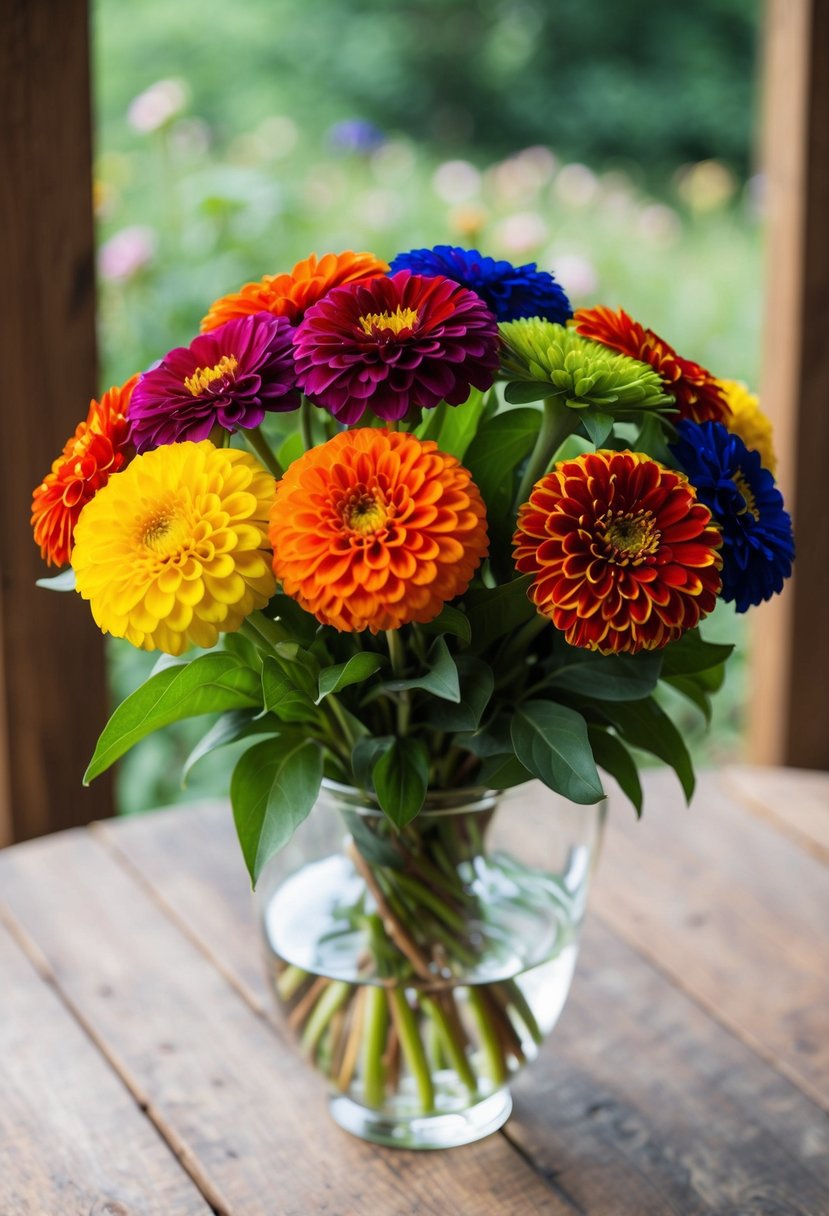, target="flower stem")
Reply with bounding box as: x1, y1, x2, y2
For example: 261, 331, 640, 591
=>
467, 987, 508, 1087
420, 995, 478, 1095
245, 425, 284, 478
362, 986, 388, 1108
300, 980, 351, 1057
300, 398, 315, 451
514, 396, 579, 511
388, 989, 434, 1112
